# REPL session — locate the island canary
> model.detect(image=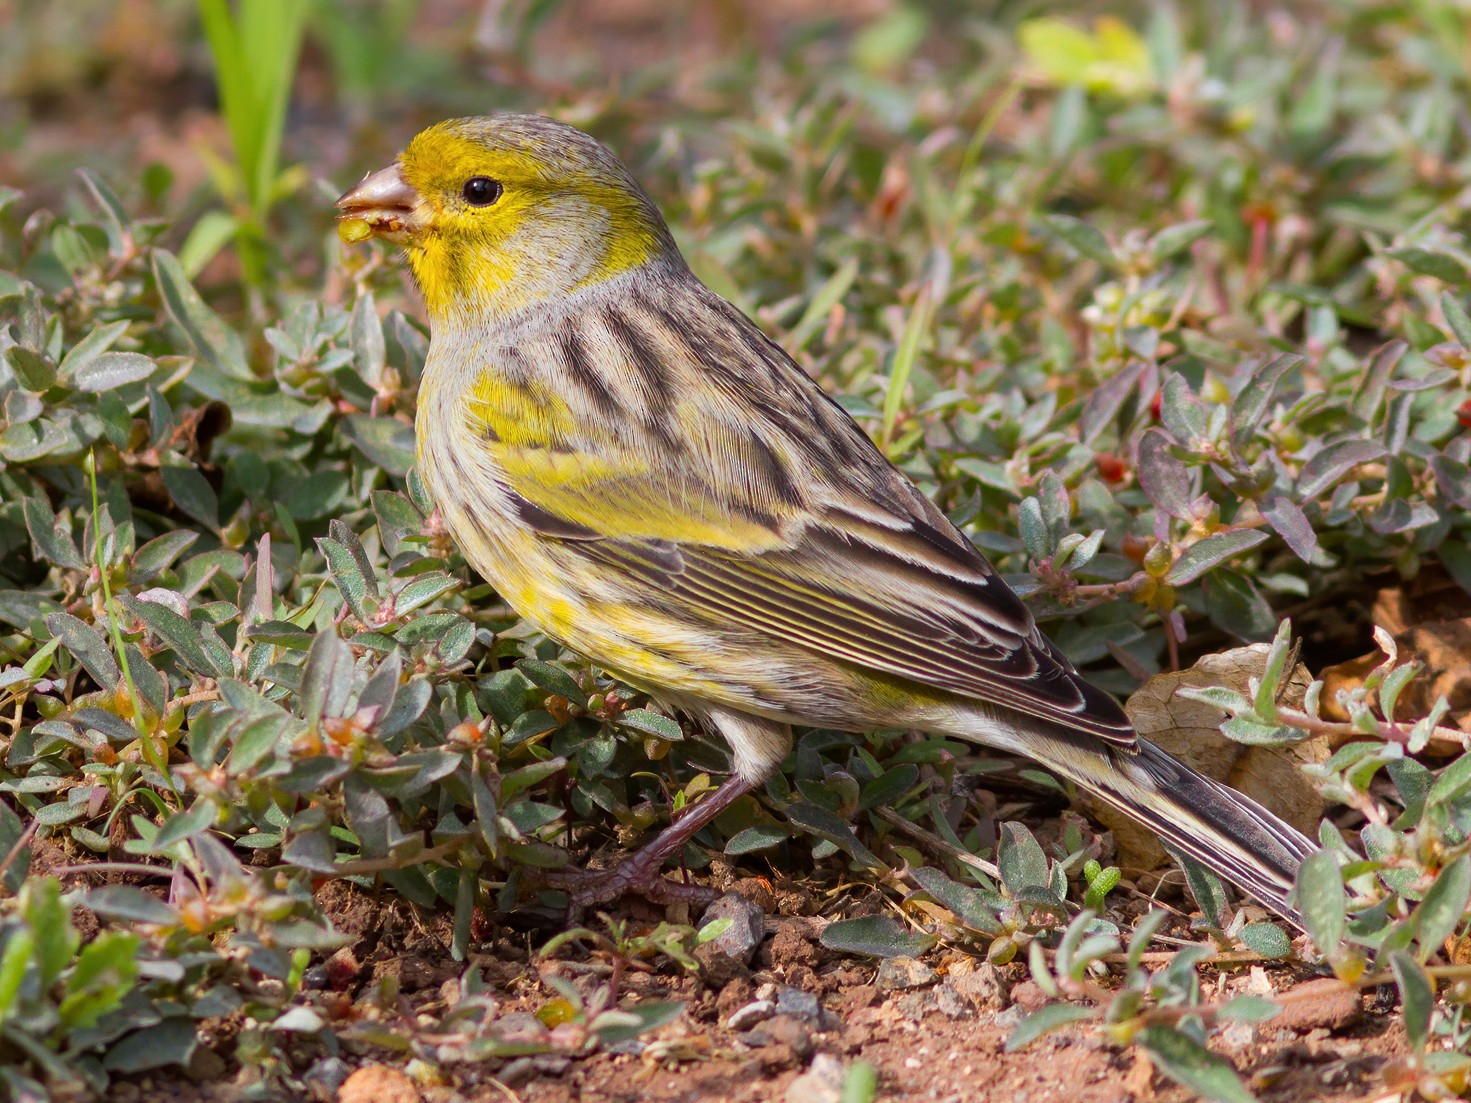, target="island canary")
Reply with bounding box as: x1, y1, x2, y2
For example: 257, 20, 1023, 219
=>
337, 115, 1317, 923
